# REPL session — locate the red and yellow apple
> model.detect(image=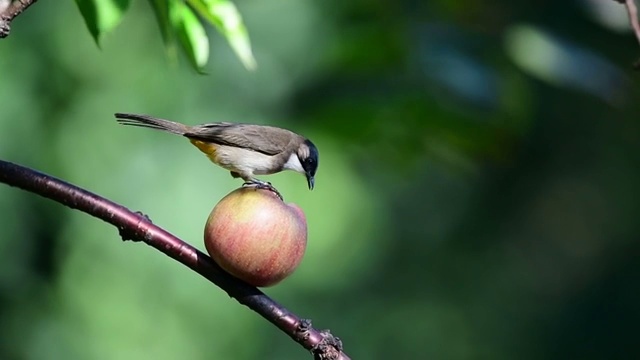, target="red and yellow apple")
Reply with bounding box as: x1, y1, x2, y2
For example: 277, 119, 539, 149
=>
204, 187, 307, 287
